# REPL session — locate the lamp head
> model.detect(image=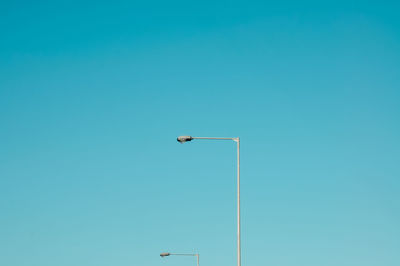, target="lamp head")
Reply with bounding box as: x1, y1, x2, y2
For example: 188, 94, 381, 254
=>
160, 252, 171, 257
177, 136, 193, 143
